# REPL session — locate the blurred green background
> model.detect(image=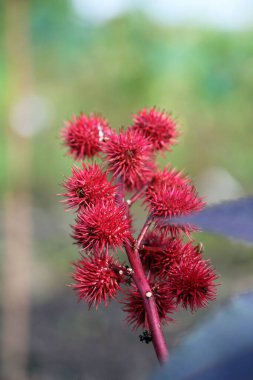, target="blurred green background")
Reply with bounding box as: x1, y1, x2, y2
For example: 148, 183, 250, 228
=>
0, 1, 253, 379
